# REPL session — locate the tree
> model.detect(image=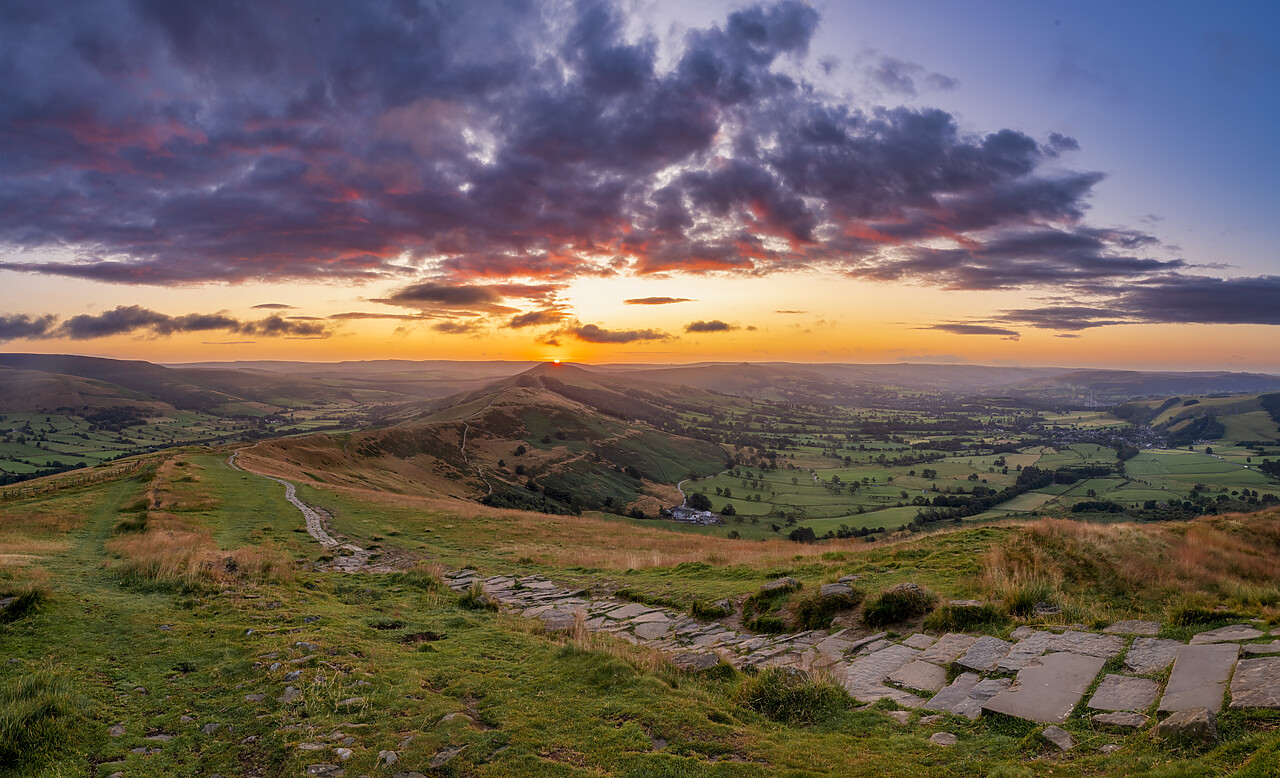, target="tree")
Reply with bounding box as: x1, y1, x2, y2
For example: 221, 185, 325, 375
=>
687, 492, 712, 511
721, 503, 736, 516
